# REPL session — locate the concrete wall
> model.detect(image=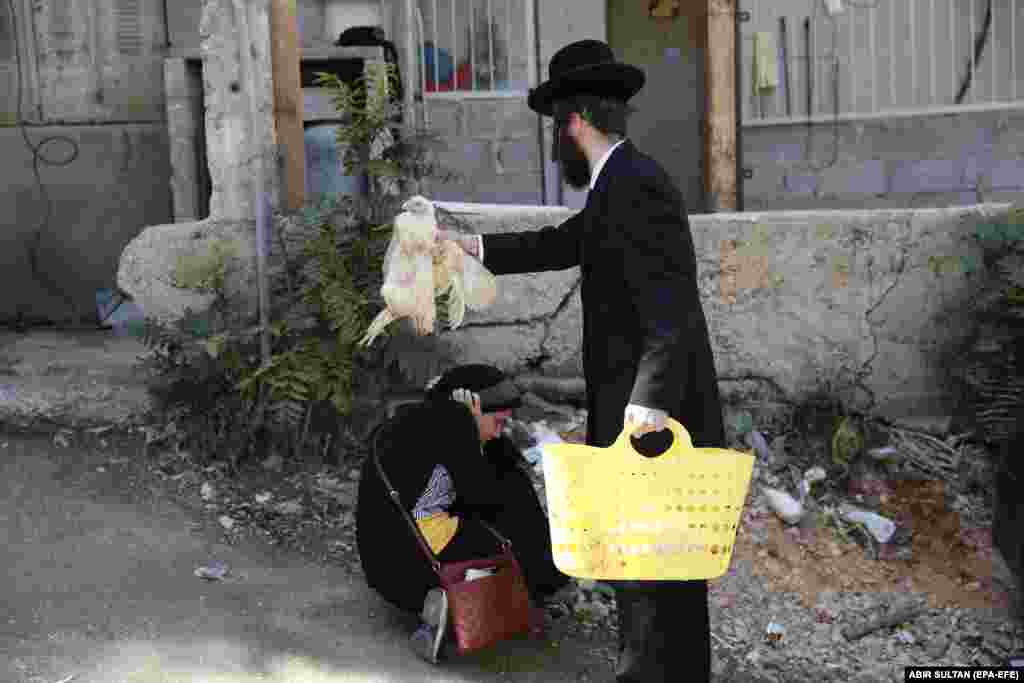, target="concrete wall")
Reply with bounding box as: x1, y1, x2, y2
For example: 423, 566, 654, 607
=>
2, 124, 172, 323
1, 0, 172, 324
432, 201, 1010, 422
742, 109, 1024, 210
